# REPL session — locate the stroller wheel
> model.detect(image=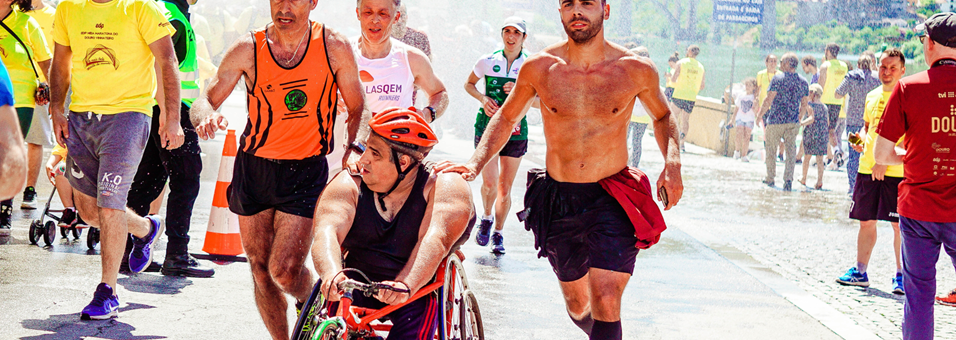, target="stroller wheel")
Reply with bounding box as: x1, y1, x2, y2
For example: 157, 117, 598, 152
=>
28, 220, 41, 245
87, 228, 99, 250
43, 221, 57, 246
72, 227, 81, 239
